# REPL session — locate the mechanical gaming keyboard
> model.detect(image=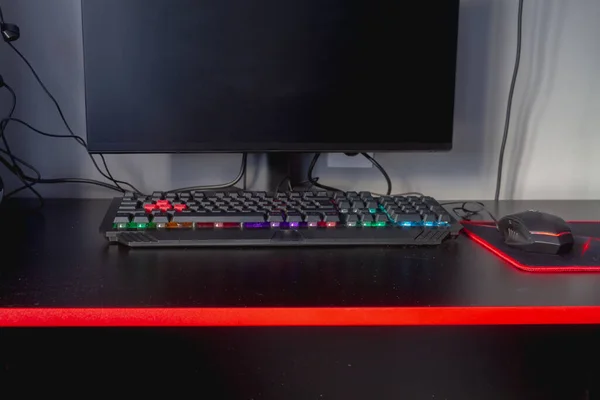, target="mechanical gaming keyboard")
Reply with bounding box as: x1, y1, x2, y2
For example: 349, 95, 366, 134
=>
100, 191, 462, 247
